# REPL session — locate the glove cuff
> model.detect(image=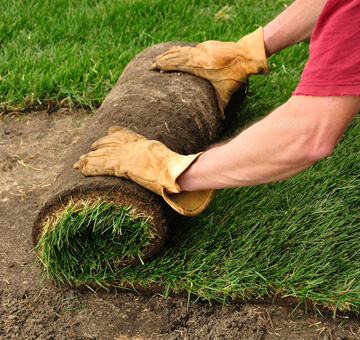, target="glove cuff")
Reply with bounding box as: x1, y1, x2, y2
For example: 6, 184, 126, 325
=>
236, 27, 270, 76
162, 188, 216, 216
161, 152, 215, 216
